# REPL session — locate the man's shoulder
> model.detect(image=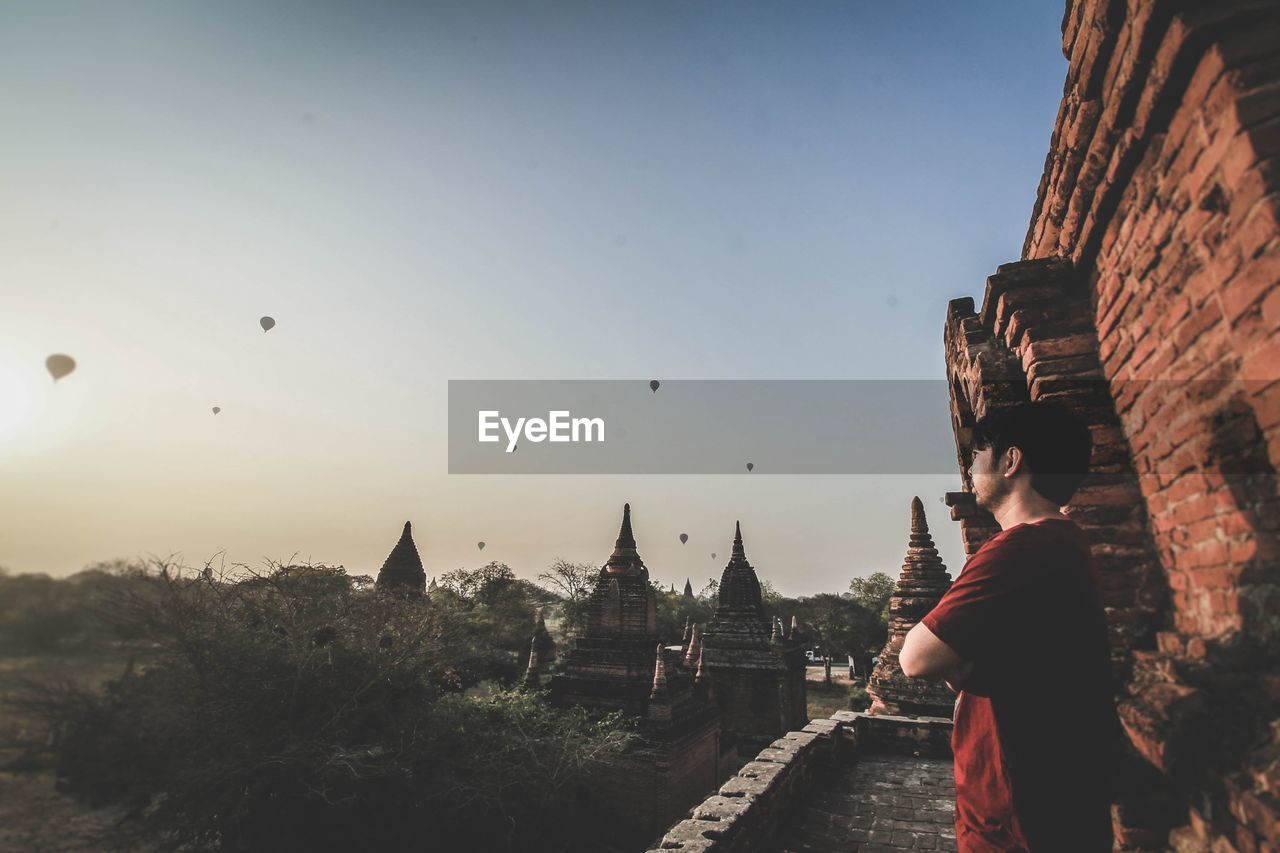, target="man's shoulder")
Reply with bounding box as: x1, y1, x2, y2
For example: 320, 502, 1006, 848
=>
963, 518, 1086, 576
988, 517, 1084, 550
